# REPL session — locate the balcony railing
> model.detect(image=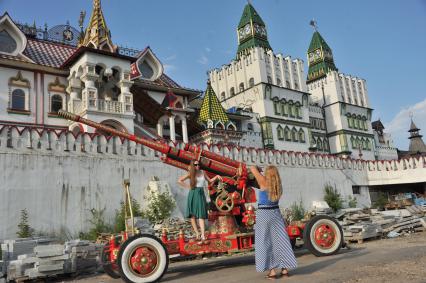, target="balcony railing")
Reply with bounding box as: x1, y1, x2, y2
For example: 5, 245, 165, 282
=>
71, 99, 125, 115
97, 99, 123, 113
